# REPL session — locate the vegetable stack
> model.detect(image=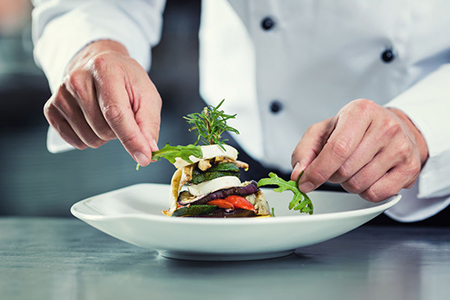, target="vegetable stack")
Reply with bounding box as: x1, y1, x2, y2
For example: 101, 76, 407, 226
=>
148, 99, 313, 217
